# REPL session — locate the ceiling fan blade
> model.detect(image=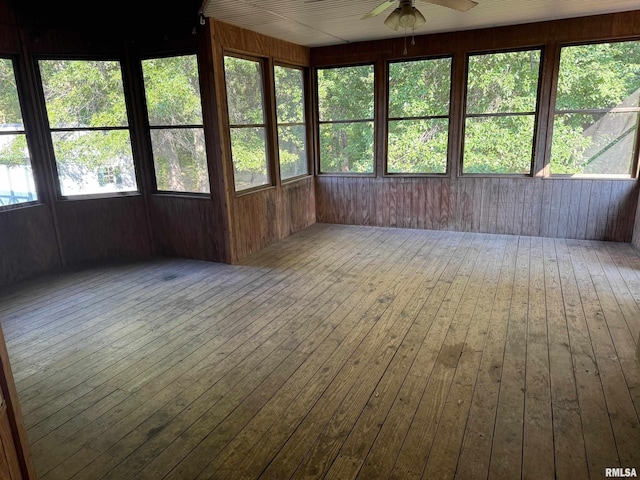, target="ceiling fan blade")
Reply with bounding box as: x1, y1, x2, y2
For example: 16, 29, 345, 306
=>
361, 0, 396, 19
419, 0, 478, 12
